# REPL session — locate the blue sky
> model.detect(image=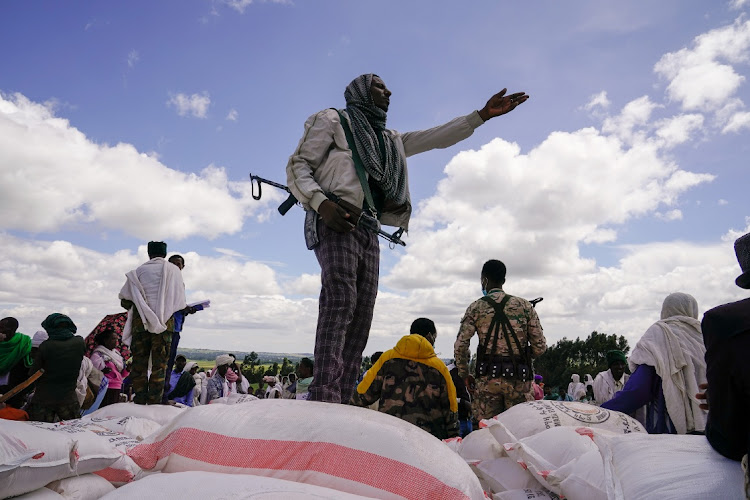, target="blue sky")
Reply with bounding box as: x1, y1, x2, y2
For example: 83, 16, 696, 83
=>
1, 1, 749, 358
